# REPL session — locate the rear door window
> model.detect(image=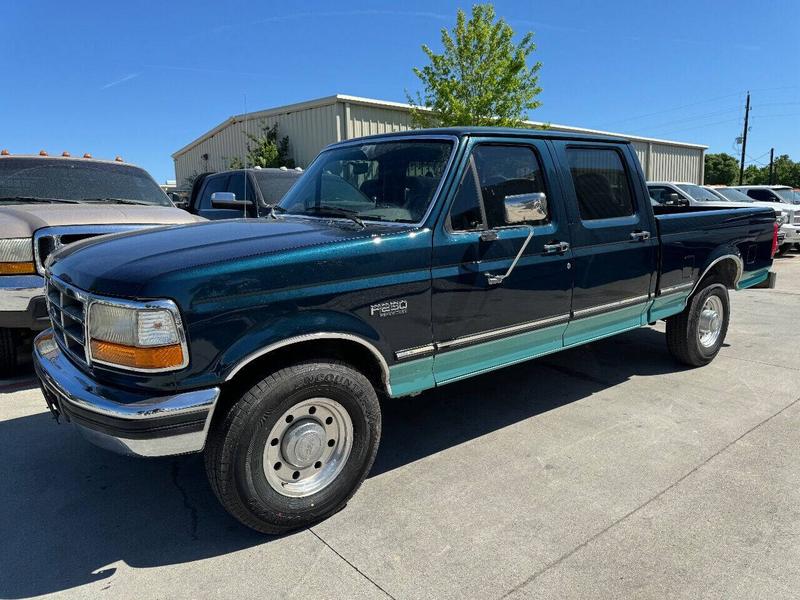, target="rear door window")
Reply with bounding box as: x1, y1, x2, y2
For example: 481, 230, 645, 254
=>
746, 189, 778, 202
567, 148, 635, 220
